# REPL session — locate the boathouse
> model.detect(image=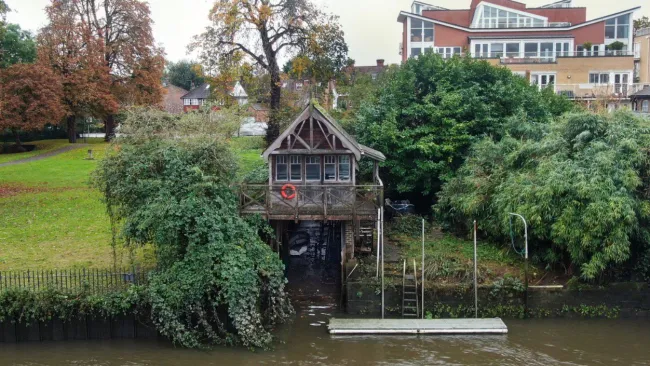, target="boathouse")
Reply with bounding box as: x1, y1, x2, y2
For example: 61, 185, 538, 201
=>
239, 102, 385, 299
